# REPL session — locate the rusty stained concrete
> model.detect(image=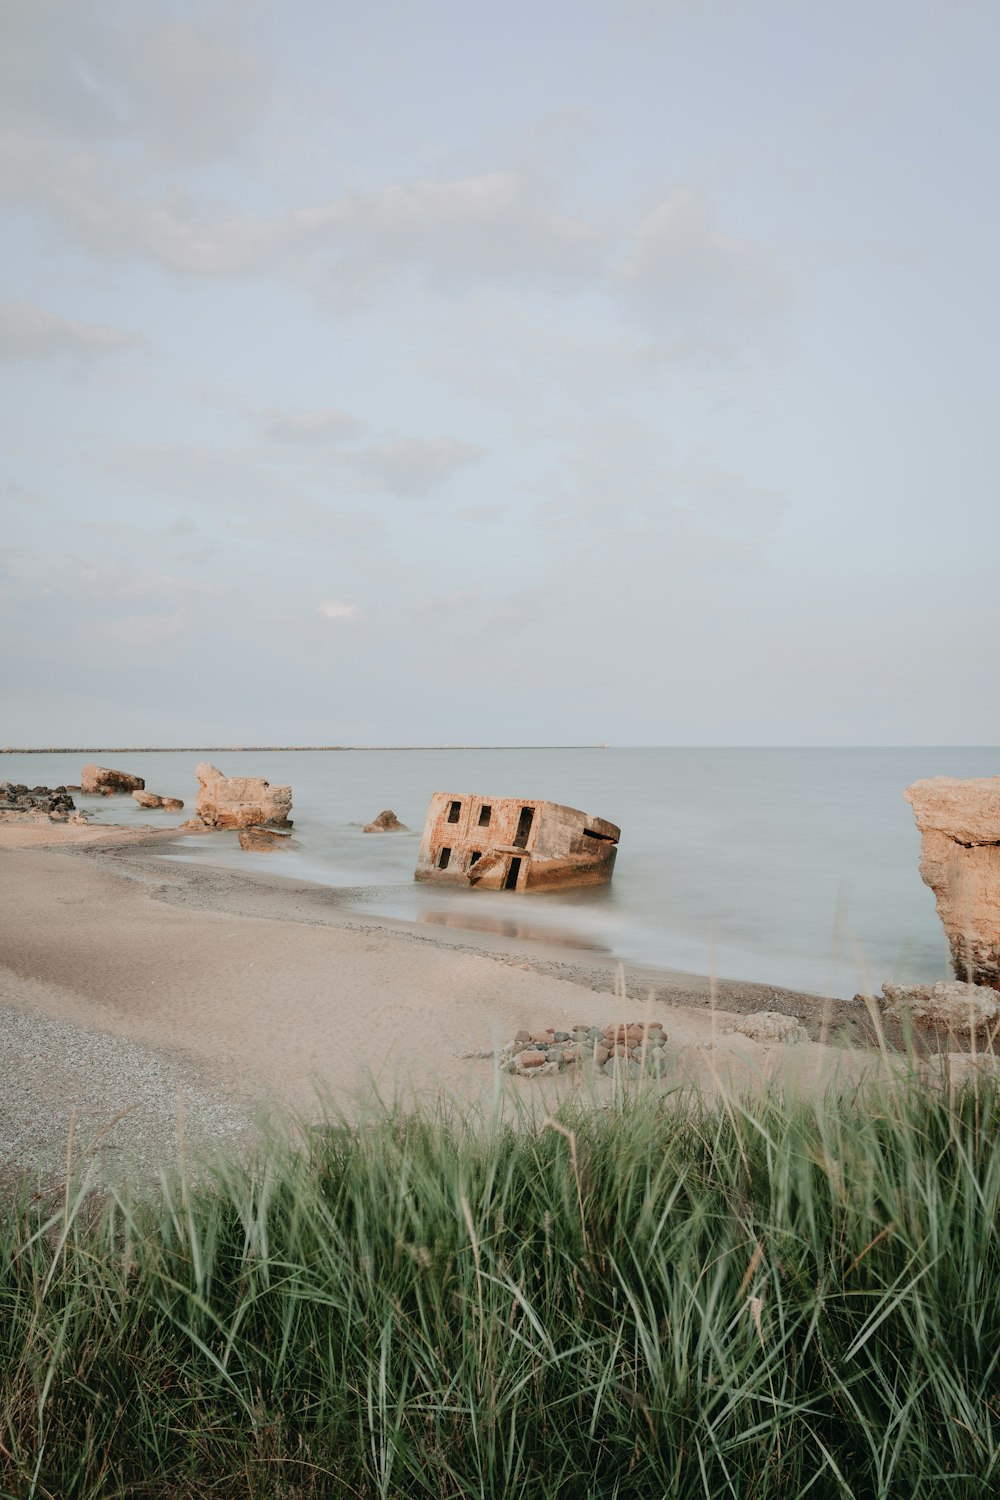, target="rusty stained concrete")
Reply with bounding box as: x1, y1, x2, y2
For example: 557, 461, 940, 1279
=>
414, 792, 620, 892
